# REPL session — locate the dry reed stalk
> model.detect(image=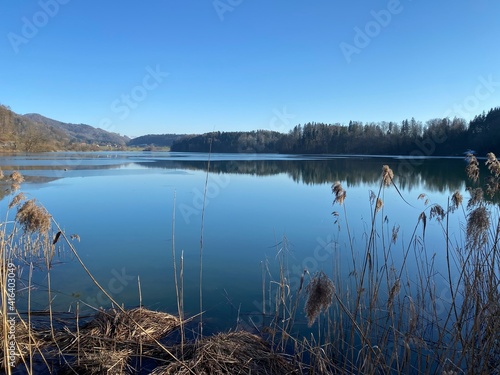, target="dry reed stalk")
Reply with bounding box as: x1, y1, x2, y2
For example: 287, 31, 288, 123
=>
171, 191, 185, 353
199, 139, 212, 338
